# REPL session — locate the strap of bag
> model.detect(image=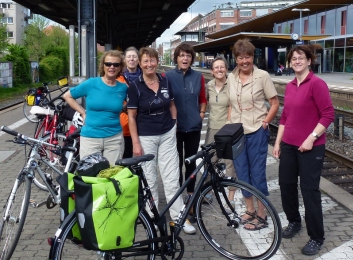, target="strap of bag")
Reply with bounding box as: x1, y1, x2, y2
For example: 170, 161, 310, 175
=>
108, 178, 121, 195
